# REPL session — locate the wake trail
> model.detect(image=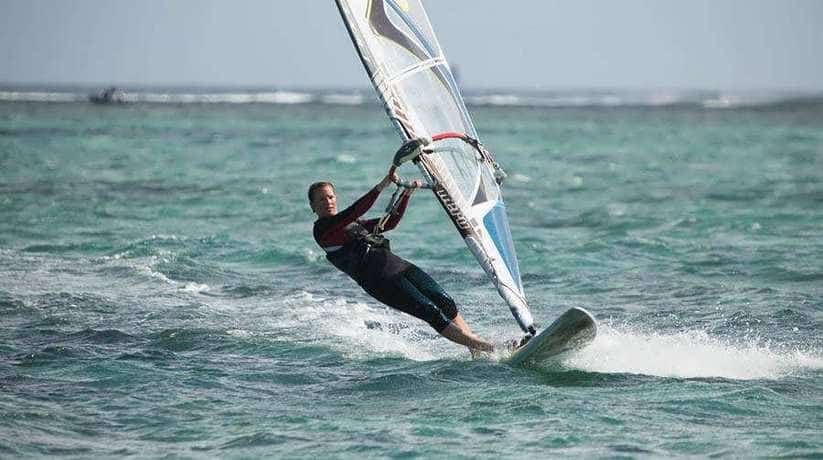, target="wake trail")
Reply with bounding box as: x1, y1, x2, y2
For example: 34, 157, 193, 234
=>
565, 324, 823, 380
